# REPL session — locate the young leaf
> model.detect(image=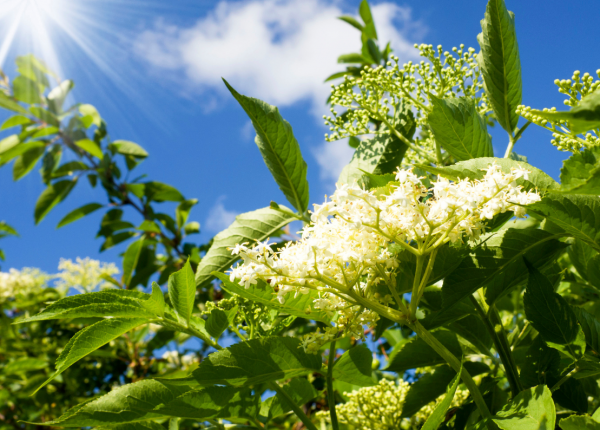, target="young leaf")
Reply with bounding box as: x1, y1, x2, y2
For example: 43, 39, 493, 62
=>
385, 330, 462, 373
110, 140, 148, 158
428, 96, 493, 160
333, 344, 375, 387
205, 308, 230, 338
559, 146, 600, 195
493, 385, 555, 430
195, 207, 295, 289
223, 79, 309, 213
57, 203, 103, 228
34, 179, 77, 224
74, 138, 103, 159
34, 318, 147, 394
146, 282, 166, 317
421, 365, 462, 430
215, 273, 330, 323
478, 0, 522, 134
168, 260, 196, 326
